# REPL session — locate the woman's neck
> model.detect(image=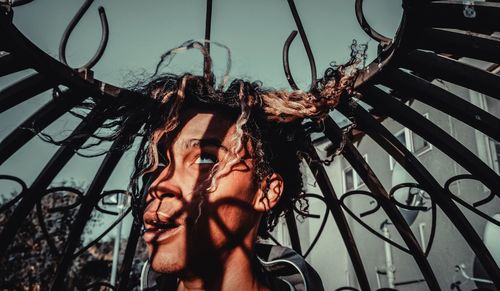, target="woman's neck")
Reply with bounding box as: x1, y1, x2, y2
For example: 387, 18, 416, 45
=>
177, 245, 270, 291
